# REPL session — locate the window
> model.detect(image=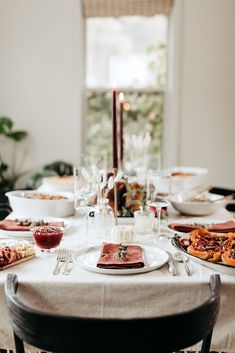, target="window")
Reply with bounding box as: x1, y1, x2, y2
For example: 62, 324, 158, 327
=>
85, 15, 168, 168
